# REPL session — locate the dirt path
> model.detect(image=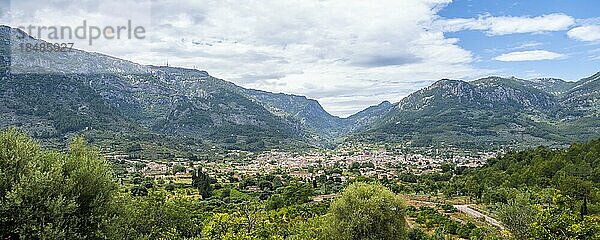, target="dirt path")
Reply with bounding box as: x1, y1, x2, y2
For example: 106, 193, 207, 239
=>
453, 205, 505, 230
